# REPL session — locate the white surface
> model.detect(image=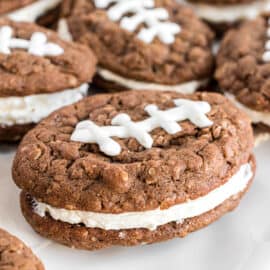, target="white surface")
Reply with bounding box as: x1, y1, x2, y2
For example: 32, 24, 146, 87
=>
0, 142, 270, 270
